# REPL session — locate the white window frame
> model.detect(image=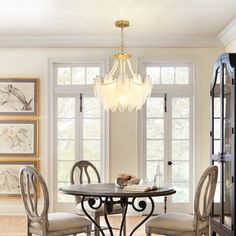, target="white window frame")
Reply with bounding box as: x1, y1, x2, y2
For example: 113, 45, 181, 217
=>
48, 59, 109, 211
138, 60, 196, 213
